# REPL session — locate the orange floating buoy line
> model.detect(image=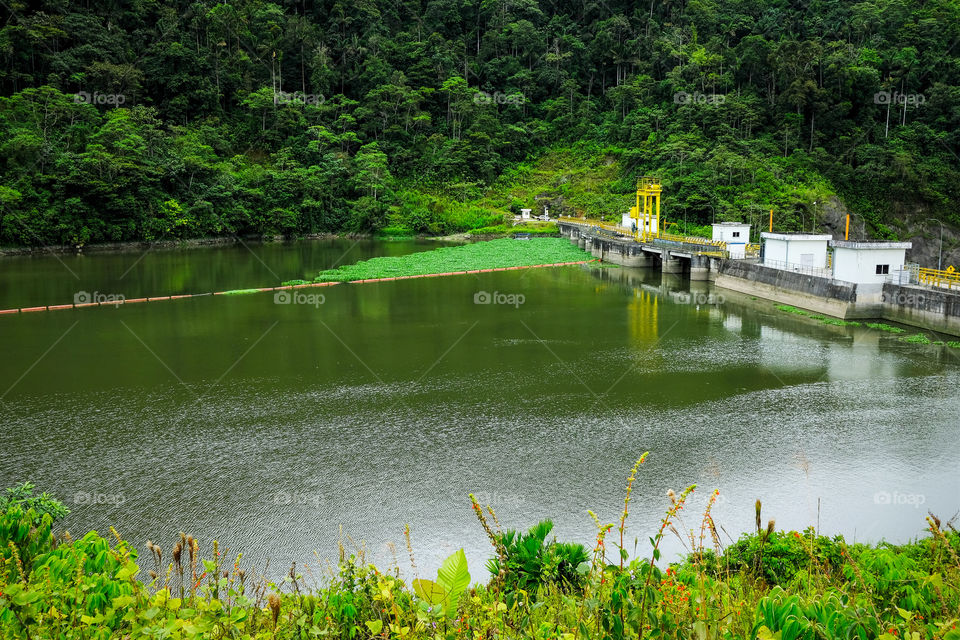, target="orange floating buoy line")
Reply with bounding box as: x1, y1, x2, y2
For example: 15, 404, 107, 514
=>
0, 260, 598, 315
